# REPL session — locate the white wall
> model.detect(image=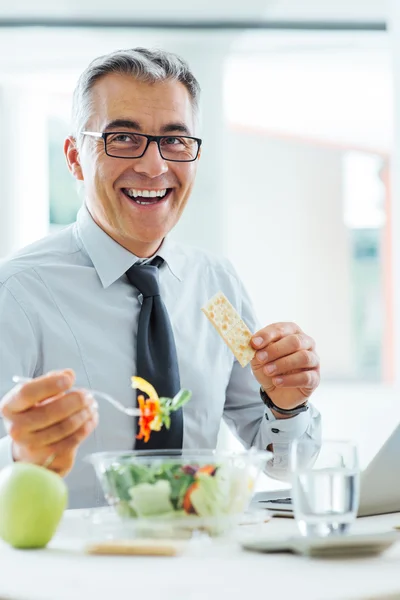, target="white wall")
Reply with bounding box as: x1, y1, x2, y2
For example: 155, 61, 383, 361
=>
224, 131, 355, 379
0, 85, 49, 257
